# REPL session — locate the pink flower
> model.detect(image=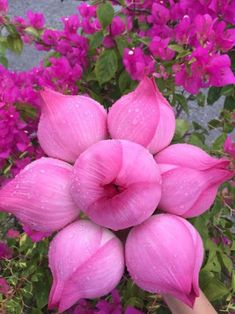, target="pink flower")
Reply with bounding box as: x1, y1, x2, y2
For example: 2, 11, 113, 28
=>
149, 37, 175, 61
213, 21, 235, 52
126, 214, 204, 308
48, 220, 124, 313
0, 277, 10, 296
38, 88, 108, 163
110, 16, 125, 36
78, 3, 97, 18
0, 158, 80, 232
62, 15, 80, 34
147, 3, 170, 25
27, 11, 45, 29
155, 144, 233, 217
41, 29, 59, 46
6, 228, 20, 239
108, 77, 176, 154
0, 0, 8, 14
0, 242, 13, 259
123, 48, 155, 81
174, 48, 235, 94
96, 289, 122, 313
70, 140, 162, 230
224, 134, 235, 160
23, 224, 51, 242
